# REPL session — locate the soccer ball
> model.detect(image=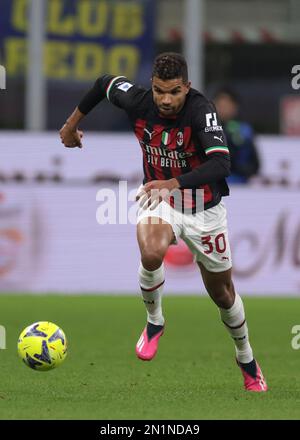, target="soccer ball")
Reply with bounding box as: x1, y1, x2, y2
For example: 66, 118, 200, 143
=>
17, 321, 67, 371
